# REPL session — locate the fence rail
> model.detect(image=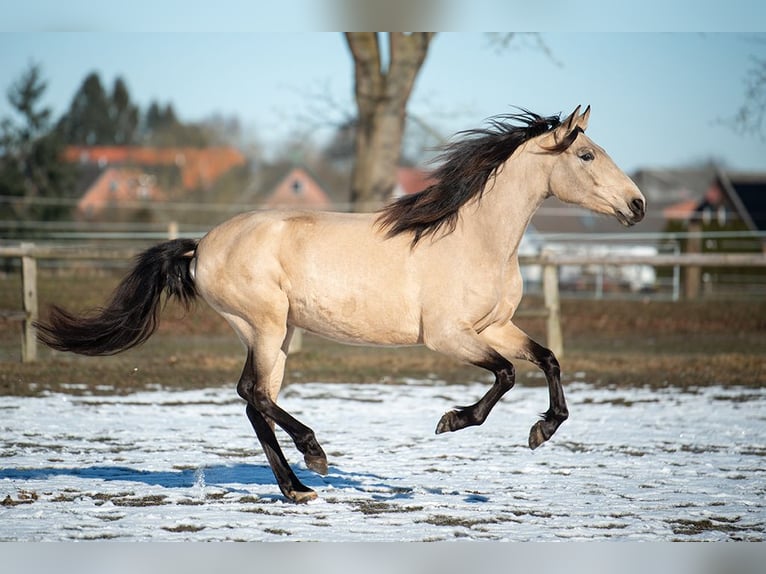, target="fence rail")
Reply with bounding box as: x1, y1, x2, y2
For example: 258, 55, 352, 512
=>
519, 253, 766, 267
2, 243, 765, 363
